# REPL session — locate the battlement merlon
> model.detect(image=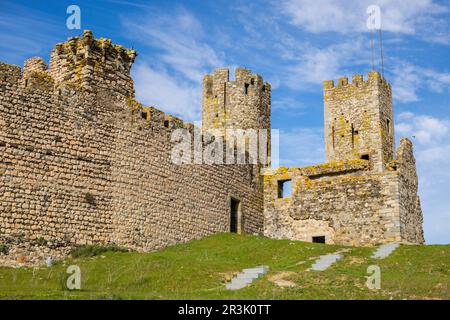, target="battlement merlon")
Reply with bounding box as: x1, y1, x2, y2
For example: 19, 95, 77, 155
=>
23, 57, 48, 77
48, 30, 137, 97
0, 62, 22, 84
